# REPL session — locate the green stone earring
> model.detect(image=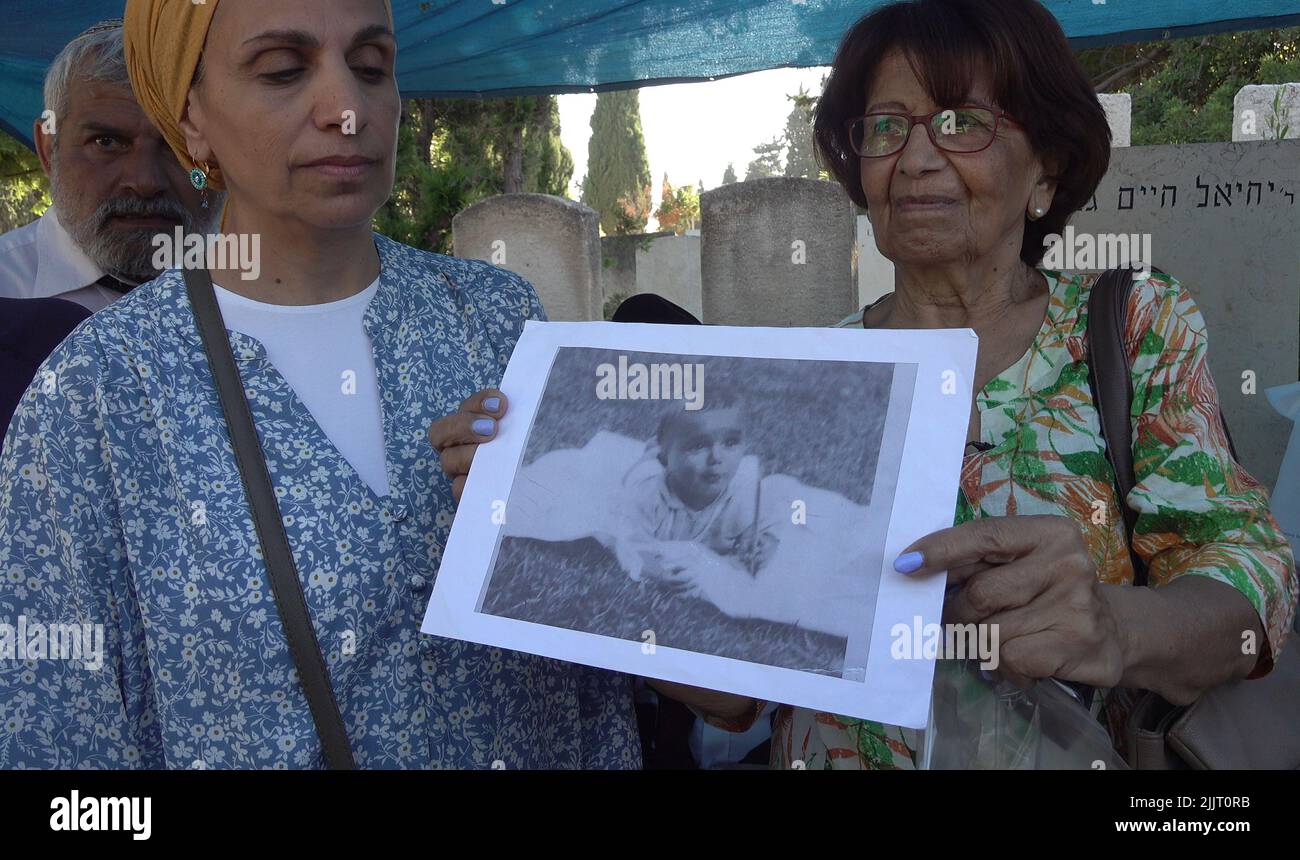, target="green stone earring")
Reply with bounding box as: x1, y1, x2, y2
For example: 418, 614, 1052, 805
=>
189, 161, 212, 209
